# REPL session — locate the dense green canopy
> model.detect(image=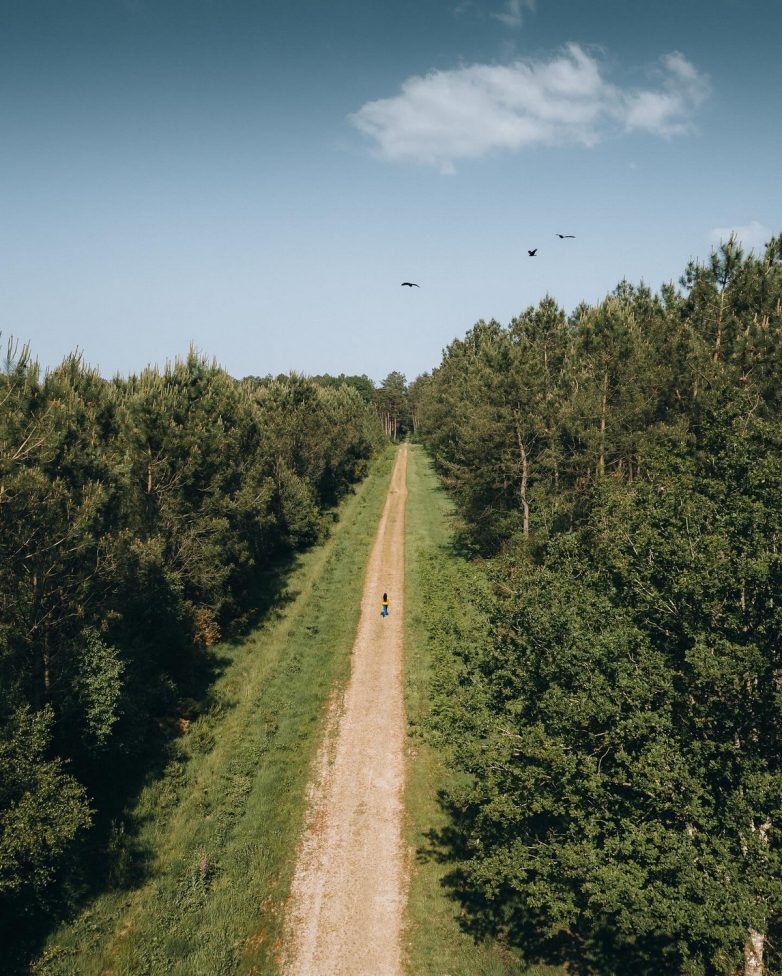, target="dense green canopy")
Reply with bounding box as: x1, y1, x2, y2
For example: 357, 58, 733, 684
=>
418, 235, 782, 974
0, 348, 383, 935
